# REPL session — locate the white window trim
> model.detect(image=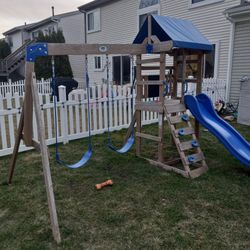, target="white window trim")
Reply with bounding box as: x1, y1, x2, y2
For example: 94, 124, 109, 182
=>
204, 40, 220, 79
94, 56, 103, 72
188, 0, 224, 9
87, 8, 101, 34
137, 3, 160, 31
